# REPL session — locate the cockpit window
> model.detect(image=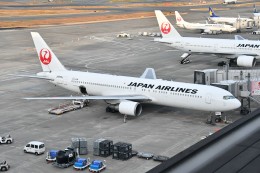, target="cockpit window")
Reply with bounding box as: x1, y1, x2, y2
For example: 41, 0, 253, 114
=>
223, 96, 235, 100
